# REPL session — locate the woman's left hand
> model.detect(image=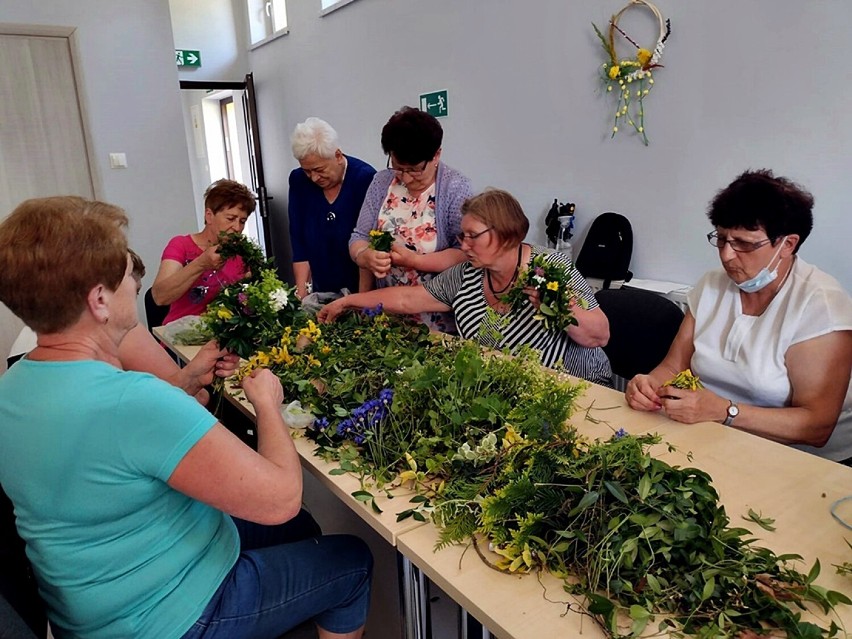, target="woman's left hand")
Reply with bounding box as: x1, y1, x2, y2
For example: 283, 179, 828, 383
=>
522, 286, 540, 310
658, 386, 726, 424
317, 298, 348, 324
390, 243, 421, 269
